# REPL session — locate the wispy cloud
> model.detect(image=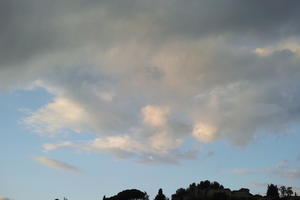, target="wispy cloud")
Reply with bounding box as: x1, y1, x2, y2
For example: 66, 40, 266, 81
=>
231, 168, 256, 175
42, 137, 199, 165
23, 97, 93, 135
0, 197, 13, 200
206, 152, 215, 157
34, 156, 80, 173
231, 160, 300, 180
